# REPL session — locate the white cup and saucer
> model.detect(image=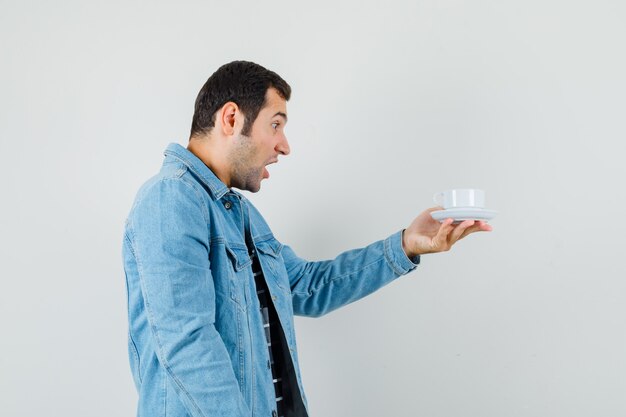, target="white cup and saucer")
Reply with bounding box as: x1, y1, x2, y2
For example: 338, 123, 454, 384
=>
430, 188, 498, 223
